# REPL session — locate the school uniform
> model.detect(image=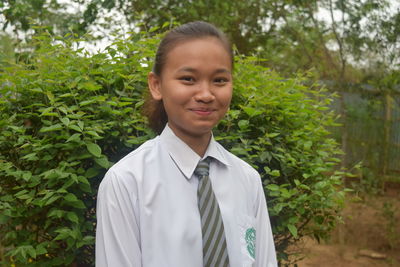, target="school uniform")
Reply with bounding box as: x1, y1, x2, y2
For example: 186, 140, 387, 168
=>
96, 124, 277, 267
